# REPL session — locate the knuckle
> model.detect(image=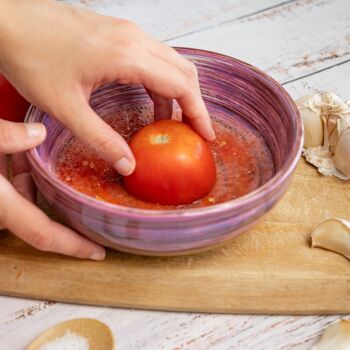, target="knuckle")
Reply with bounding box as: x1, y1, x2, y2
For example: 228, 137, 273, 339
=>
88, 134, 123, 162
117, 57, 146, 85
29, 227, 53, 251
118, 19, 140, 33
184, 61, 198, 80
177, 78, 193, 98
89, 135, 114, 154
